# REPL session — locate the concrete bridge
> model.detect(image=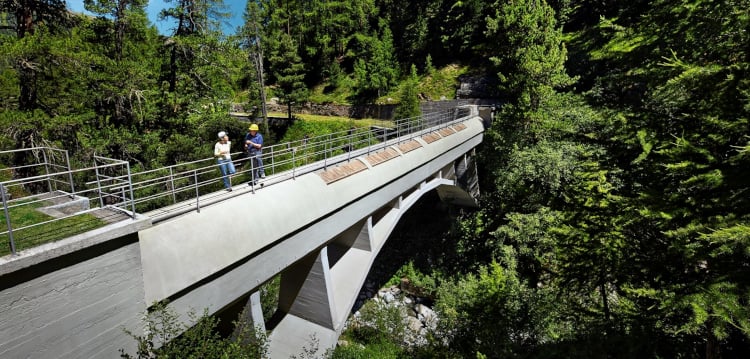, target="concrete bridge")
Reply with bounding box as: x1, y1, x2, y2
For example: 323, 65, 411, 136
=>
0, 105, 486, 358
